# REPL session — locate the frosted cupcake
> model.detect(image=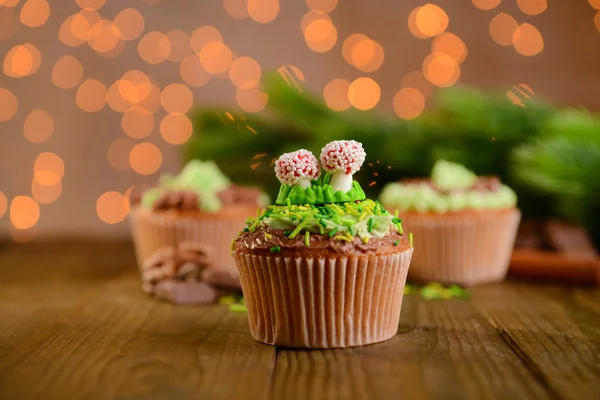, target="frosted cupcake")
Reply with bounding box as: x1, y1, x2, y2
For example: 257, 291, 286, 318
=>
379, 160, 520, 286
232, 141, 413, 349
129, 160, 268, 296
